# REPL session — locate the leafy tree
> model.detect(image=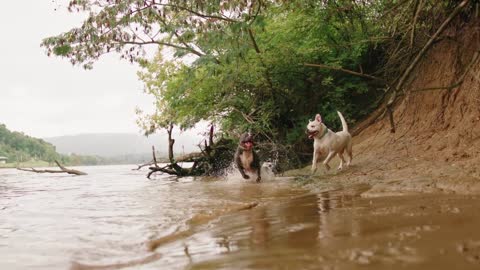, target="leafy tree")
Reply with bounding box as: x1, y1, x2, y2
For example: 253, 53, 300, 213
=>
0, 124, 60, 162
43, 0, 476, 166
42, 0, 384, 164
